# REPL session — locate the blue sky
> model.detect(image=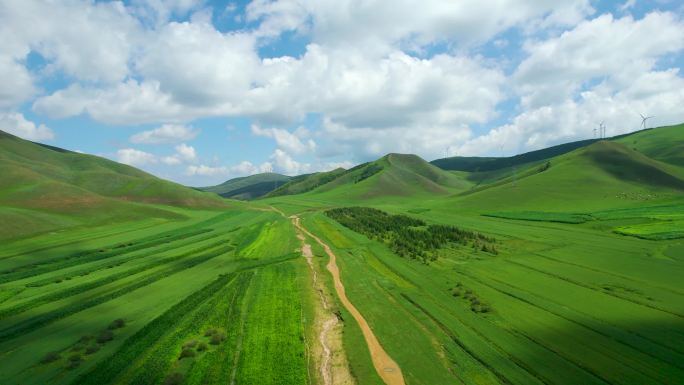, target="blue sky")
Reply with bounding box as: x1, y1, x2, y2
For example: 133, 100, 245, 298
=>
1, 0, 684, 186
